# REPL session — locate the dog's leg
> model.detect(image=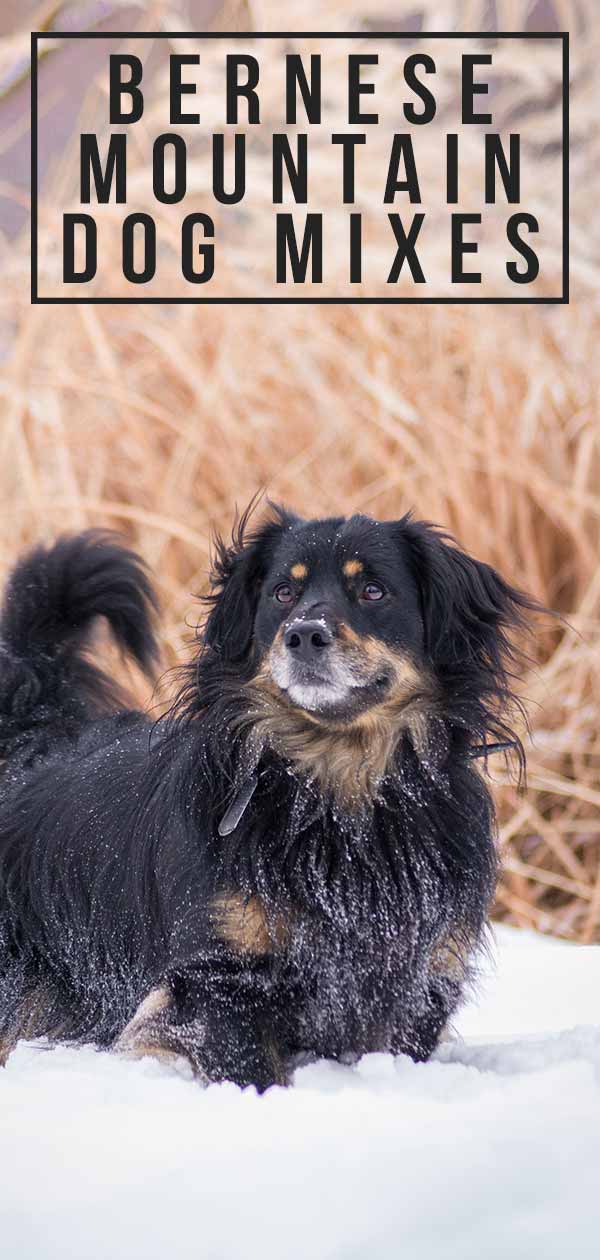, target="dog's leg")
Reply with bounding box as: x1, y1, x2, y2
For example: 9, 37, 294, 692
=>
113, 986, 207, 1079
166, 948, 290, 1092
390, 973, 463, 1063
114, 957, 289, 1091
